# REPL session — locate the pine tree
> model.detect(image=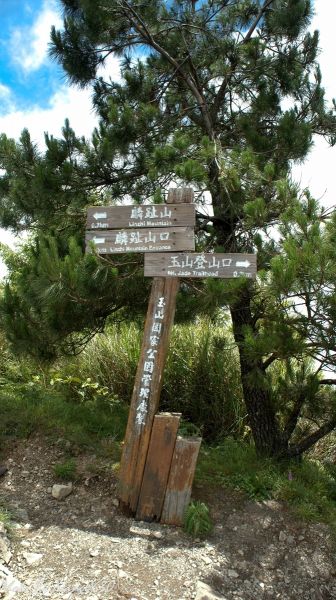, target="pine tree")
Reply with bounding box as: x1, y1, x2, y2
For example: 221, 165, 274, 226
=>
1, 0, 336, 458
